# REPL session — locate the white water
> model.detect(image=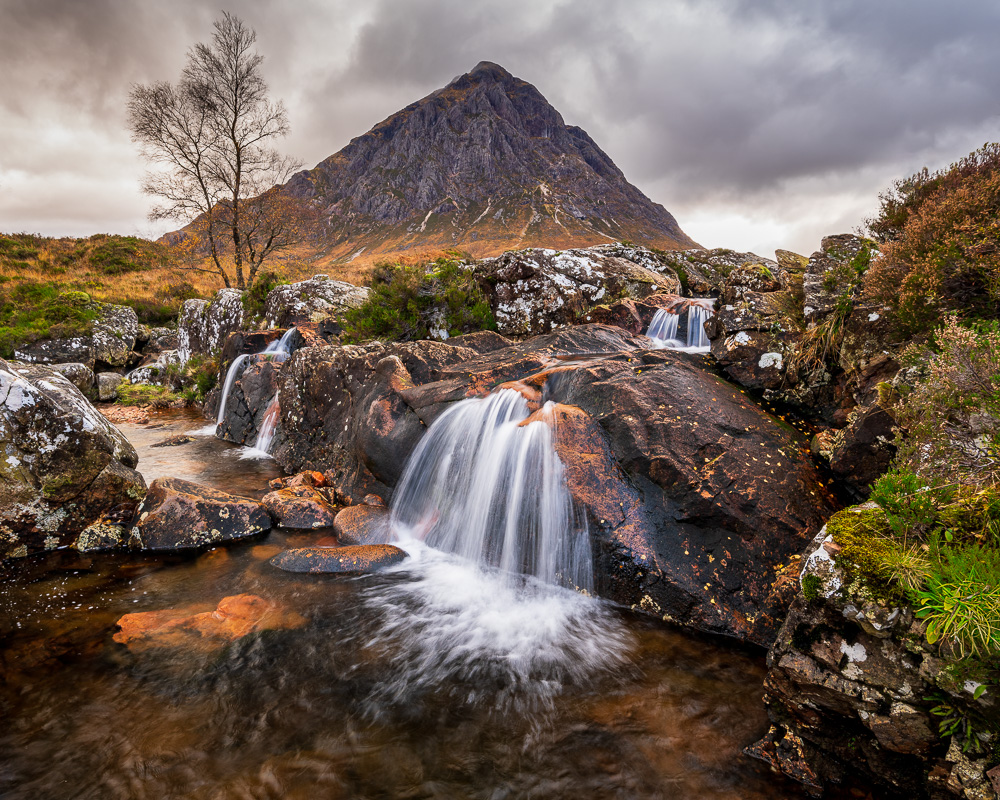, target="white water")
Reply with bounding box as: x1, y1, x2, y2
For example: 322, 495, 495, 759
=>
390, 389, 592, 593
216, 327, 297, 432
645, 298, 715, 352
241, 391, 281, 459
360, 540, 631, 715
